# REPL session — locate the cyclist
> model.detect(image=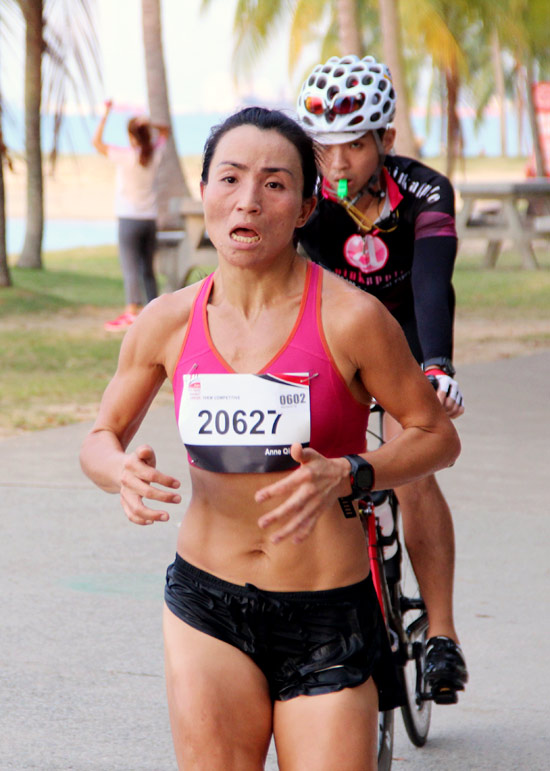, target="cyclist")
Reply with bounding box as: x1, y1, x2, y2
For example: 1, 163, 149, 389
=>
80, 107, 460, 769
296, 54, 468, 702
